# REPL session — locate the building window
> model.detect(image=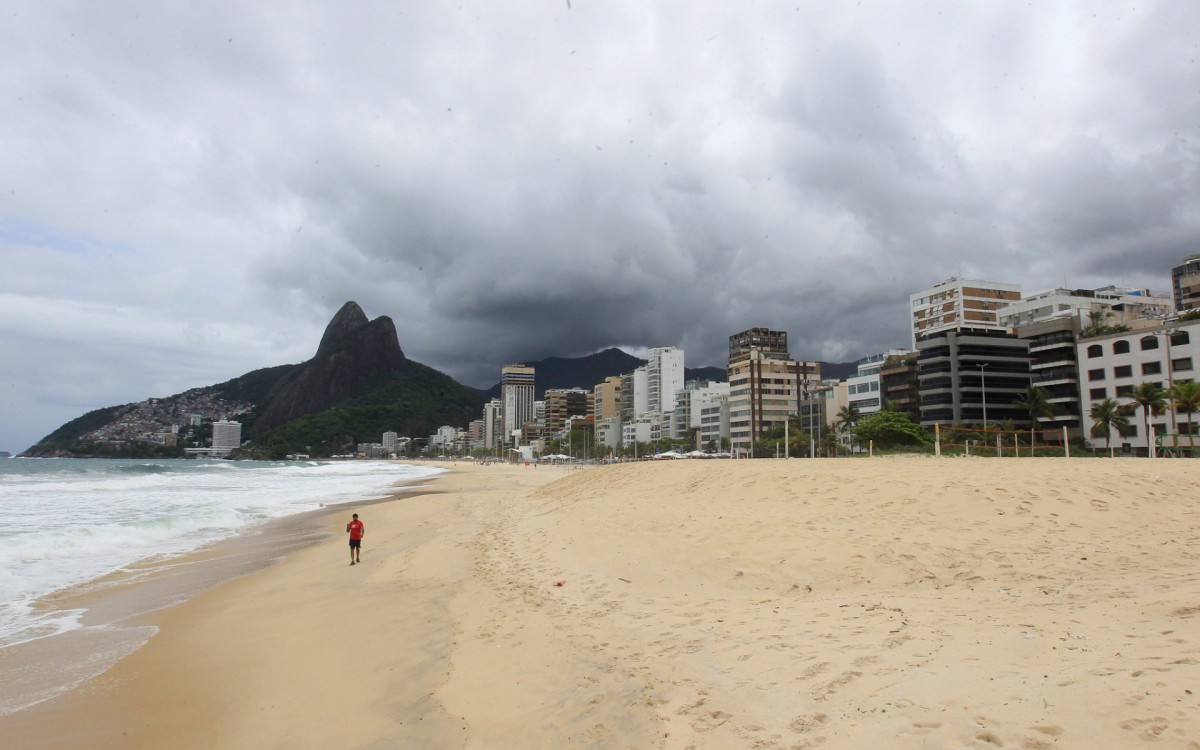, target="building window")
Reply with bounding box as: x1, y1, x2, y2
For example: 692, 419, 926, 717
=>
1113, 340, 1131, 355
1090, 387, 1107, 400
1172, 357, 1194, 372
1142, 361, 1162, 375
1115, 384, 1134, 397
1171, 331, 1190, 346
1141, 336, 1159, 351
1114, 365, 1133, 378
1088, 368, 1105, 381
1087, 344, 1103, 358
